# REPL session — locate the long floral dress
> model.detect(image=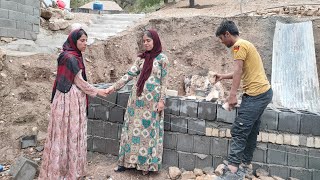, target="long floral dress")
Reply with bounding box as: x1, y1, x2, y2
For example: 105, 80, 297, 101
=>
113, 53, 169, 172
39, 70, 98, 180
